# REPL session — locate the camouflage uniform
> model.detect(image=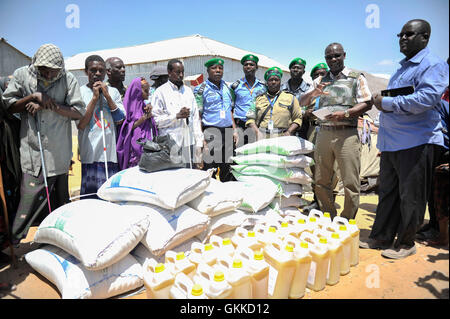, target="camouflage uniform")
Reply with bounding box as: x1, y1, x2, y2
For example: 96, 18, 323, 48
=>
311, 68, 372, 220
